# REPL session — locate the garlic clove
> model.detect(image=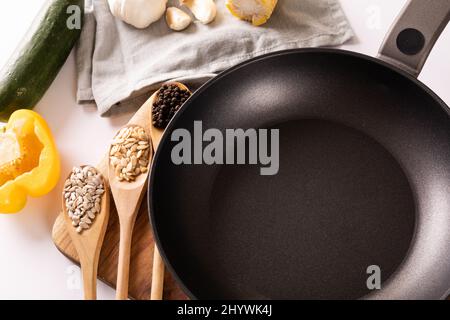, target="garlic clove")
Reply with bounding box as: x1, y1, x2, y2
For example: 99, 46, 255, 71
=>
181, 0, 217, 25
166, 7, 192, 31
